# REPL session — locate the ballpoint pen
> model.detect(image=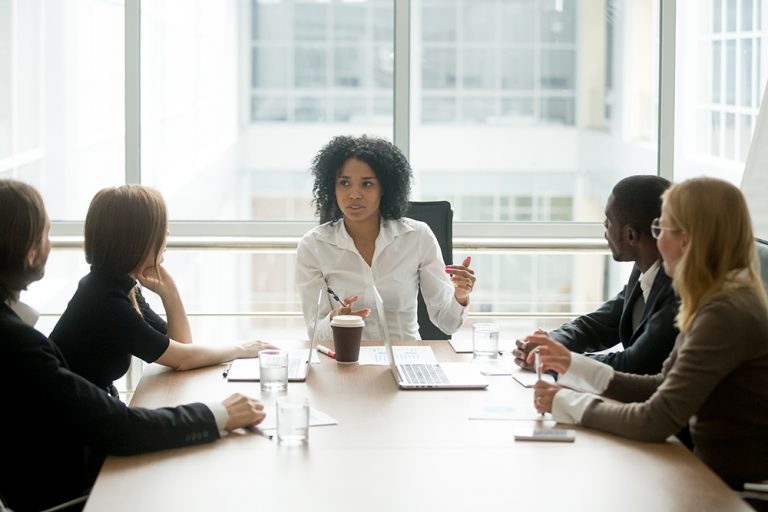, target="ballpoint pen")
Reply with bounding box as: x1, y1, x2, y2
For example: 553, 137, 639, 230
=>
327, 287, 347, 307
316, 345, 336, 359
246, 425, 274, 440
534, 350, 545, 417
222, 362, 232, 379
